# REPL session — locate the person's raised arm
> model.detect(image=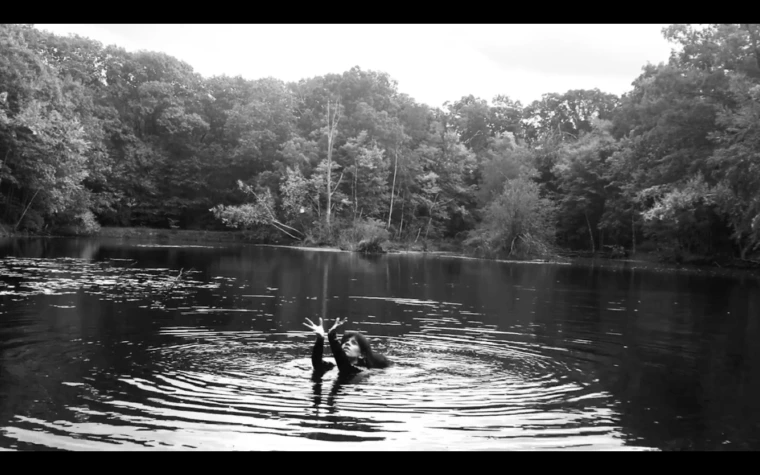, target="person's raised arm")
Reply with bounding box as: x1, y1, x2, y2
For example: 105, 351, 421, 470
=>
326, 317, 354, 373
303, 318, 328, 370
